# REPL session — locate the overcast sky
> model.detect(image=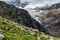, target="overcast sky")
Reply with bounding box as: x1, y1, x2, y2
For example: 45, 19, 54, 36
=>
1, 0, 60, 8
